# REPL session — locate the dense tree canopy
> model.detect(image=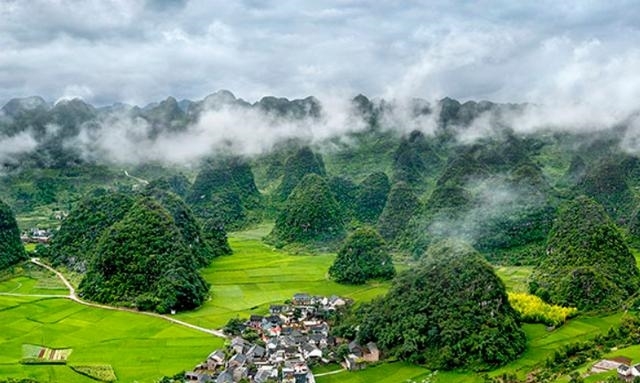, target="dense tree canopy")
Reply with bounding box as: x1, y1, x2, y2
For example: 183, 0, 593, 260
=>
79, 197, 210, 313
276, 146, 326, 200
269, 174, 344, 245
329, 227, 395, 284
530, 196, 640, 311
377, 182, 420, 243
577, 160, 637, 223
354, 172, 391, 224
356, 240, 526, 370
48, 189, 135, 271
0, 199, 26, 270
143, 186, 224, 266
392, 130, 441, 186
187, 156, 261, 230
